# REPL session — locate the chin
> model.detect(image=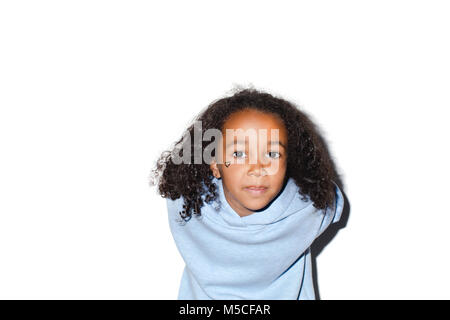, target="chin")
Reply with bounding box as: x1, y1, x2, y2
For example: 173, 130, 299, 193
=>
243, 199, 271, 211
